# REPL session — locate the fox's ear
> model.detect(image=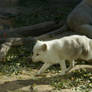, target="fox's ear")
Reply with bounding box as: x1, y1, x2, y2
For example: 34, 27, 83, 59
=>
41, 44, 47, 51
37, 40, 43, 43
37, 40, 41, 42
